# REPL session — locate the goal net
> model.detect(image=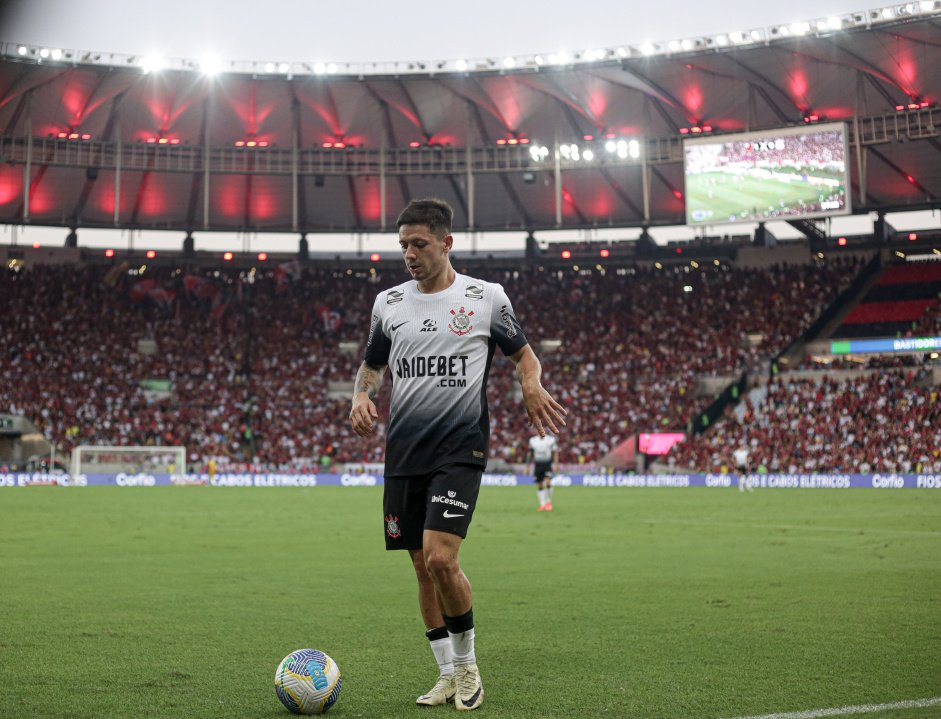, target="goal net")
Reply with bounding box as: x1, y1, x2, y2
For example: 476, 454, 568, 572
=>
69, 445, 187, 477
